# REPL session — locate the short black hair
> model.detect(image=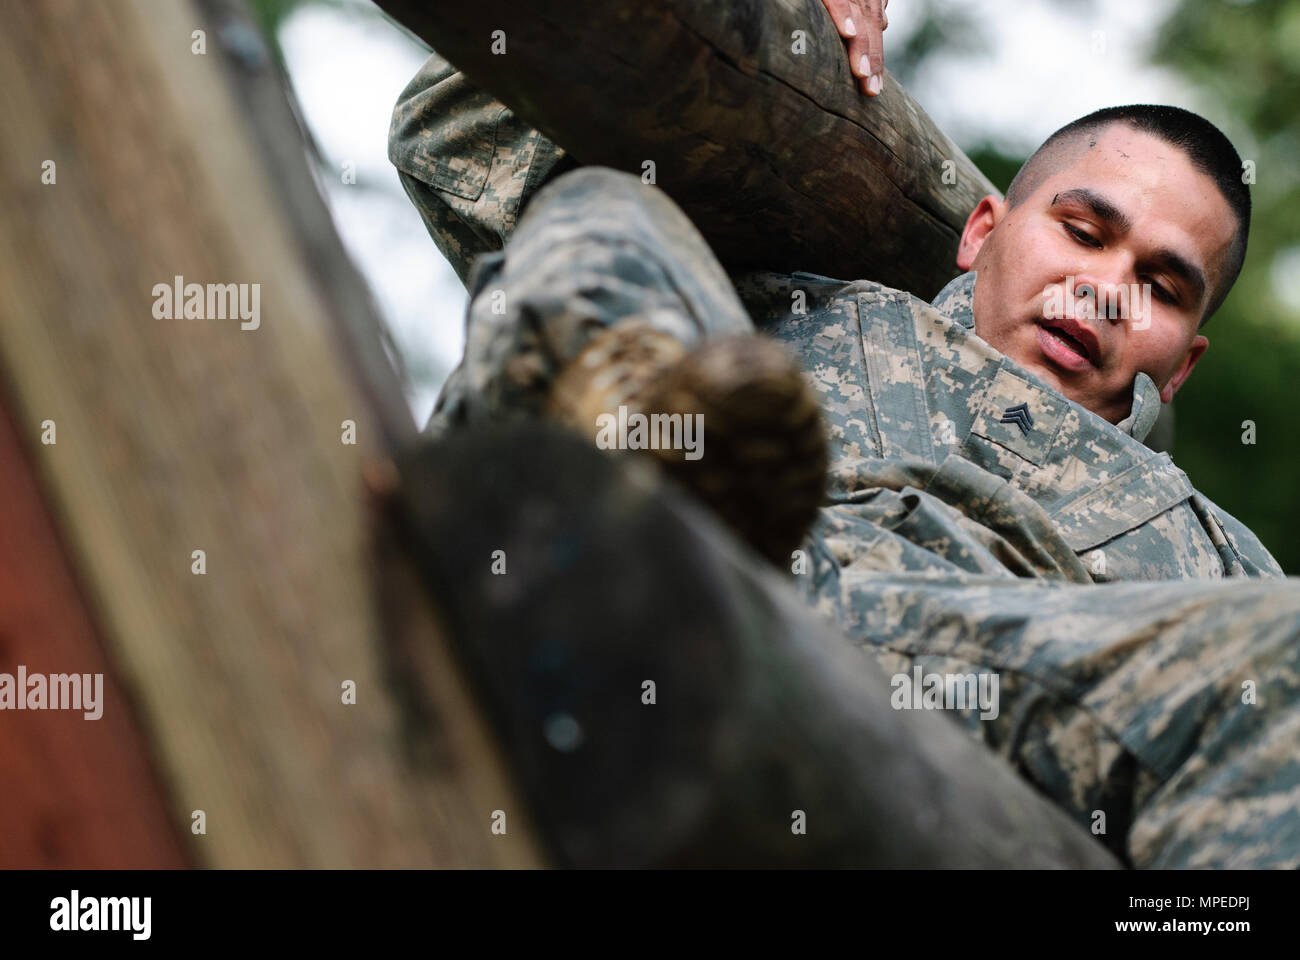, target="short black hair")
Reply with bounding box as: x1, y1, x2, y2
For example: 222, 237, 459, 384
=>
1005, 105, 1251, 325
